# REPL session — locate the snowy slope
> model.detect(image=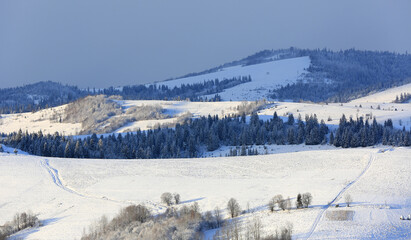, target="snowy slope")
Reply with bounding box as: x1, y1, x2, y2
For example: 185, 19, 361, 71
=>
0, 100, 242, 135
159, 56, 310, 101
351, 82, 411, 103
1, 146, 410, 239
259, 101, 411, 130
1, 97, 410, 136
